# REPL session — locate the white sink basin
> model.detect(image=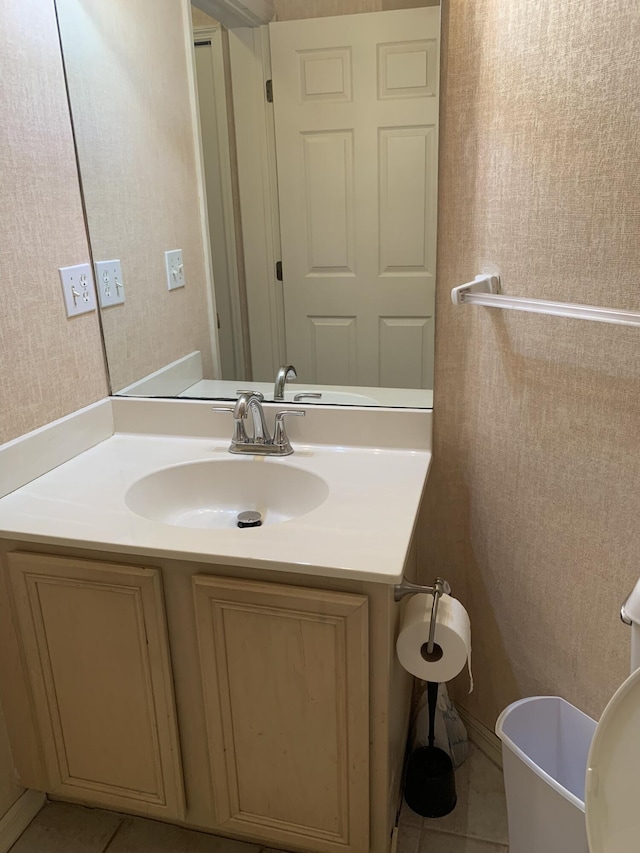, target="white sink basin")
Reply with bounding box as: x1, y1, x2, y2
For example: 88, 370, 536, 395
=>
125, 458, 329, 530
